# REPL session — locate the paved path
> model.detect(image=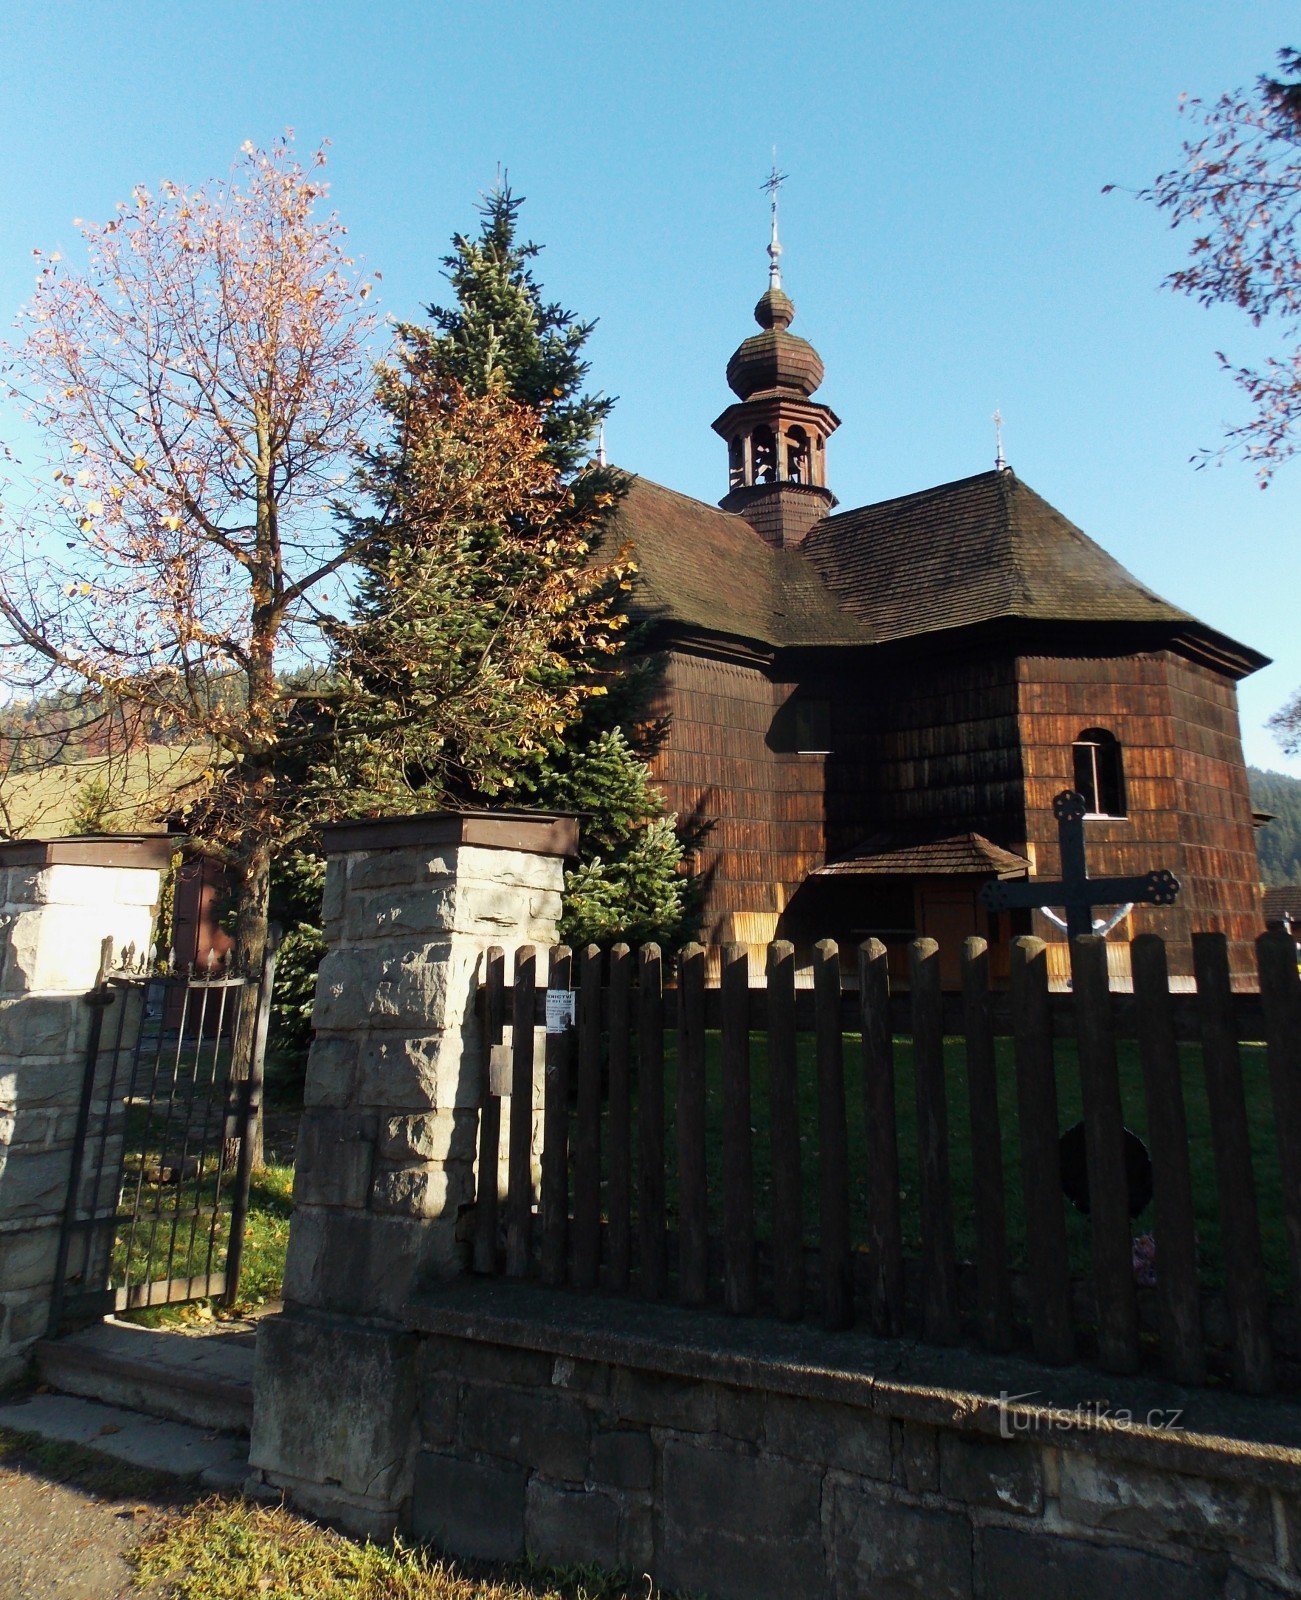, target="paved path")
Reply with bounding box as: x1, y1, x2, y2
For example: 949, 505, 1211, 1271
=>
0, 1455, 162, 1600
